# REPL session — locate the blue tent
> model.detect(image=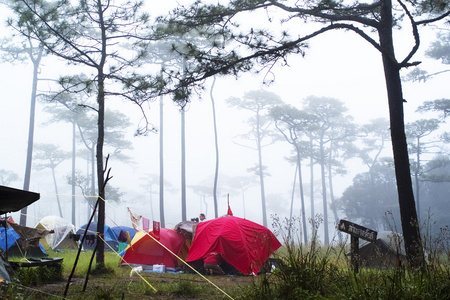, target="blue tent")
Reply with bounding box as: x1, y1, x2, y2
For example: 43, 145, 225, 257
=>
0, 226, 47, 257
110, 226, 138, 255
0, 227, 20, 251
76, 222, 117, 251
110, 226, 137, 242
